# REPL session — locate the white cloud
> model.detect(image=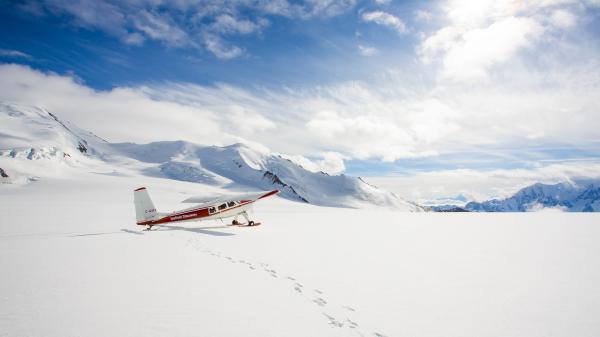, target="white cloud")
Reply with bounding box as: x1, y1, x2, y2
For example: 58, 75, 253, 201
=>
418, 0, 588, 82
203, 34, 243, 60
442, 17, 543, 80
549, 9, 577, 28
40, 0, 128, 37
122, 32, 145, 46
366, 159, 600, 202
361, 11, 407, 34
279, 152, 347, 174
211, 15, 269, 35
0, 49, 32, 59
415, 9, 432, 21
1, 56, 599, 166
304, 0, 358, 18
357, 44, 379, 56
132, 10, 190, 47
0, 64, 231, 146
